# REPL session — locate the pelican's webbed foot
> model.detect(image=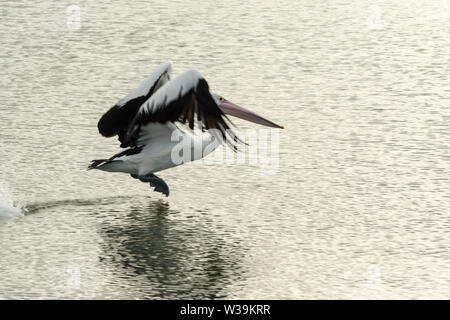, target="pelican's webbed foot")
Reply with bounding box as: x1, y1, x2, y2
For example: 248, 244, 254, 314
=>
131, 174, 170, 197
